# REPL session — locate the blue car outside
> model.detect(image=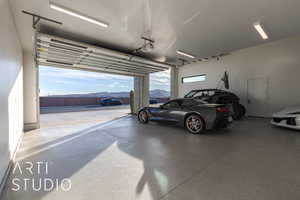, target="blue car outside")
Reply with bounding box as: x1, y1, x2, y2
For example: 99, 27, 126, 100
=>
100, 98, 122, 106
